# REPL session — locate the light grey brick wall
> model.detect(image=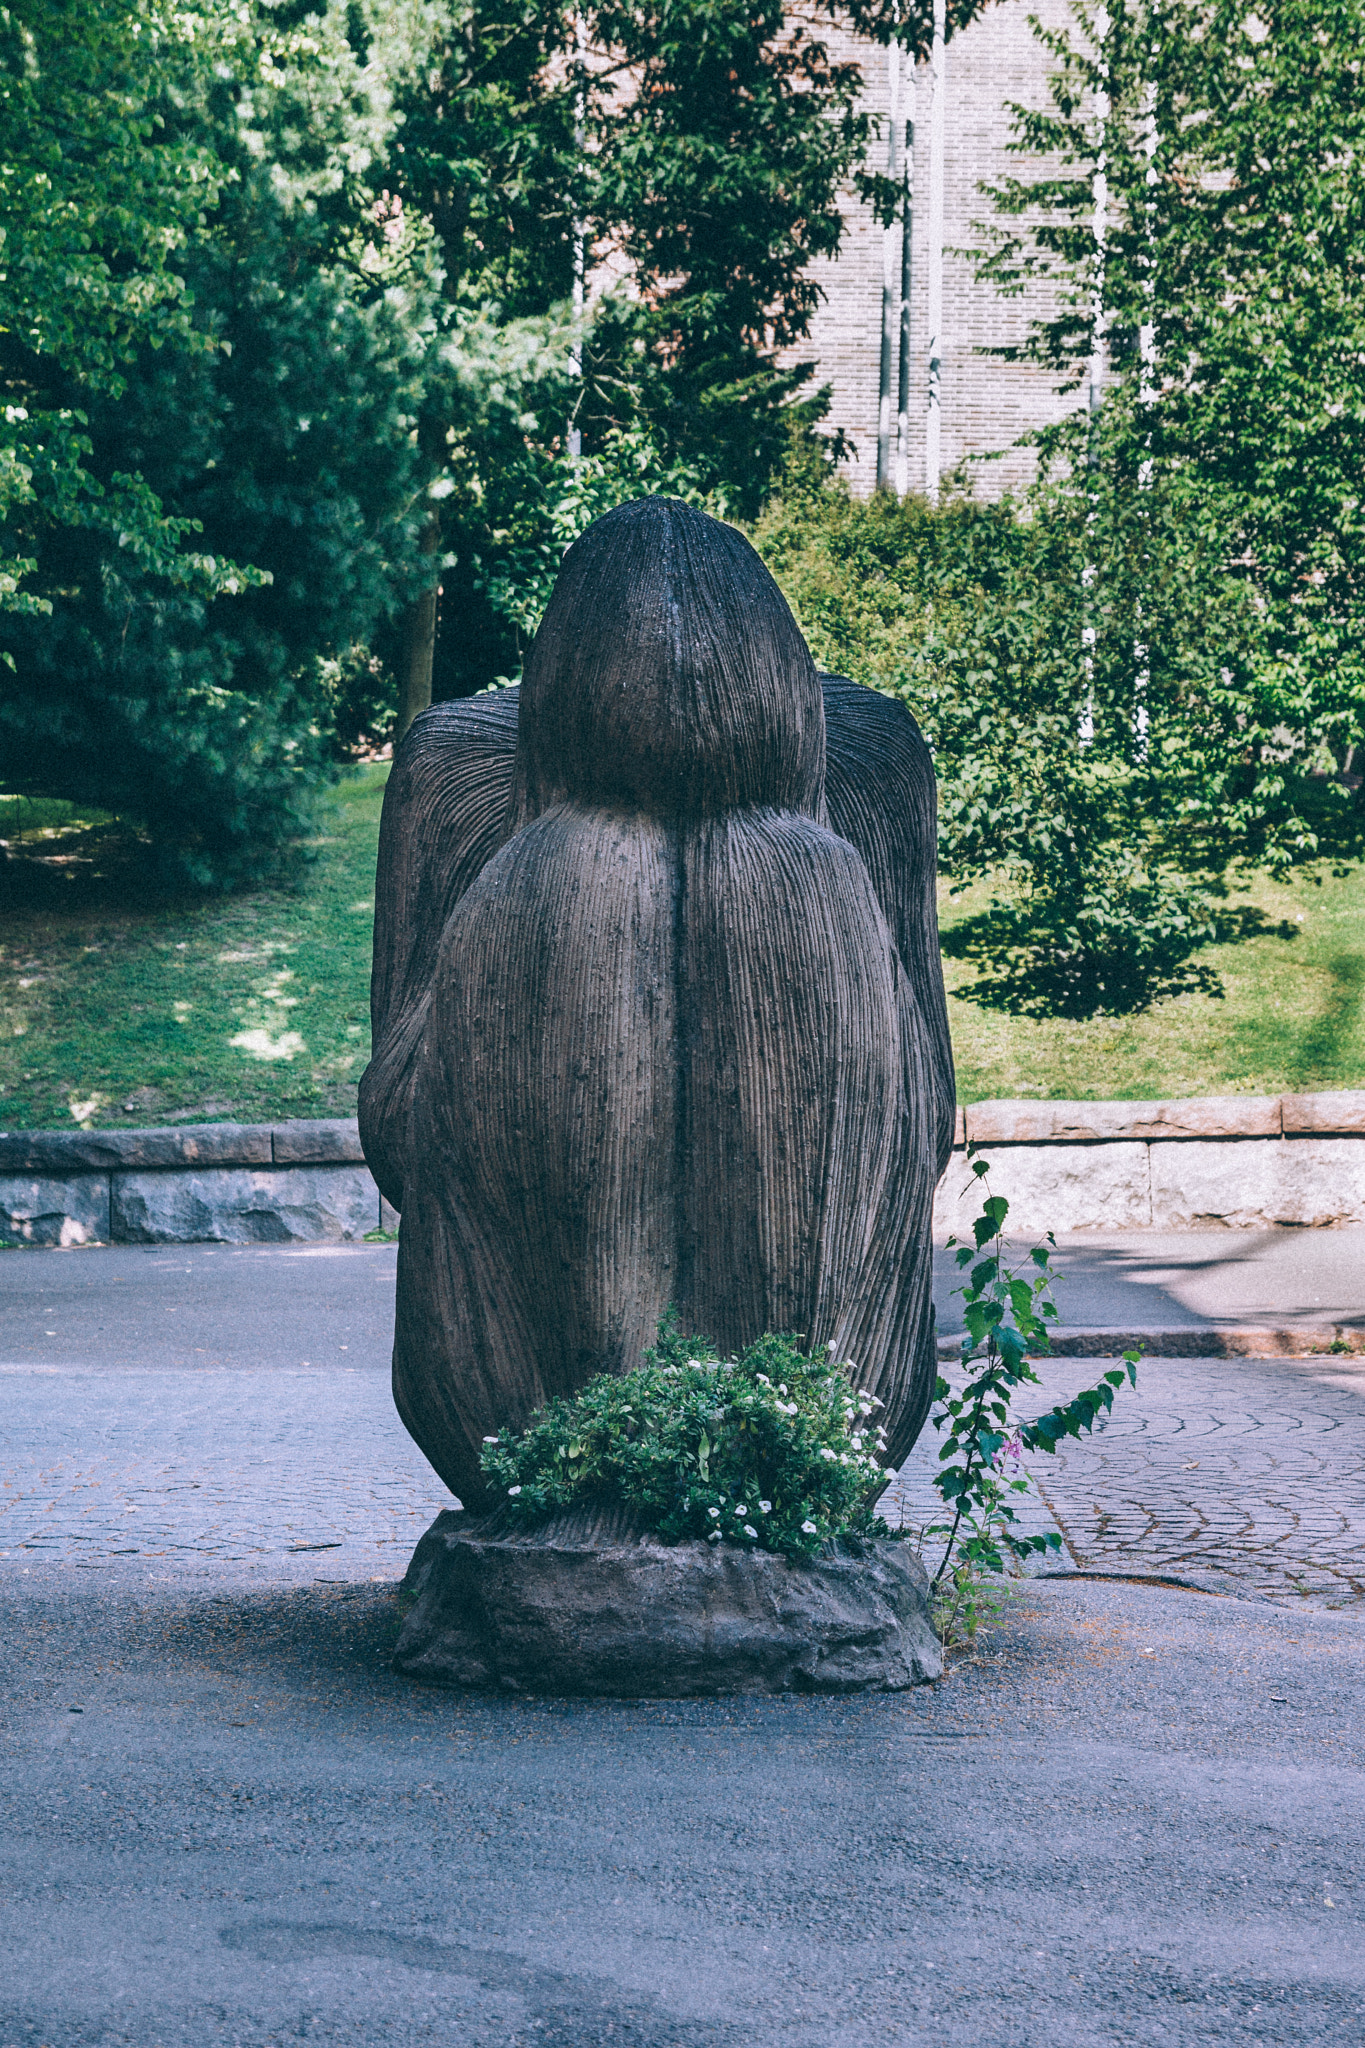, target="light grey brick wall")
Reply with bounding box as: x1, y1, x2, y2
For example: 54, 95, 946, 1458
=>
784, 0, 1077, 500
